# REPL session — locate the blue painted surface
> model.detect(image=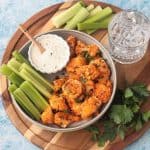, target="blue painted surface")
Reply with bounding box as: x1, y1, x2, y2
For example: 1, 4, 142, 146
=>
0, 0, 150, 150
